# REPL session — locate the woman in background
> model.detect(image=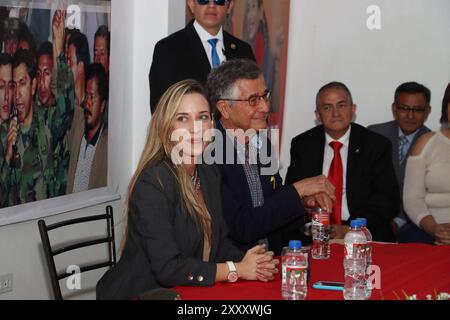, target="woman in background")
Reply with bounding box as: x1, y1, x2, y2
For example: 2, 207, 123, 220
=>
403, 83, 450, 244
96, 80, 279, 299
